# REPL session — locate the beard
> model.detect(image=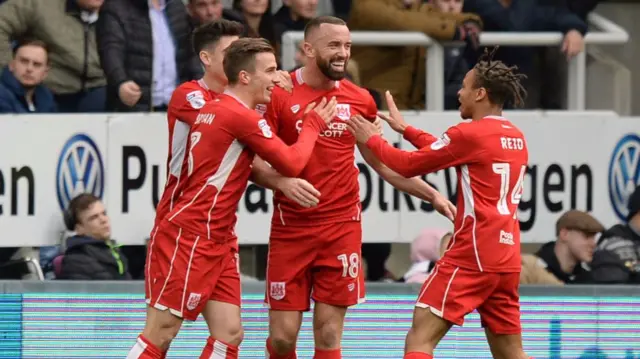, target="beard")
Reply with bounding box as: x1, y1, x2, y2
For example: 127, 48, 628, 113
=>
316, 55, 348, 81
